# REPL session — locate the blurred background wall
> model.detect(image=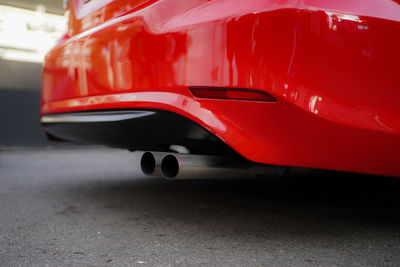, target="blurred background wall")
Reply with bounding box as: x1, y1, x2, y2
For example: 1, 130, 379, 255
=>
0, 1, 64, 147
